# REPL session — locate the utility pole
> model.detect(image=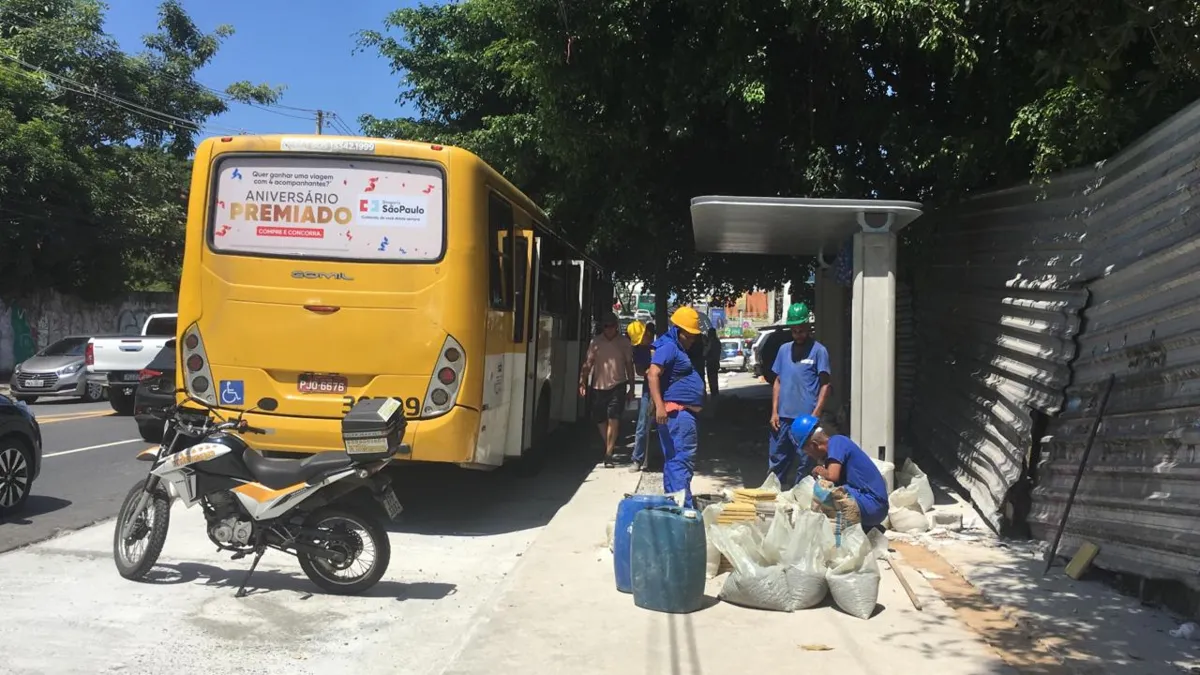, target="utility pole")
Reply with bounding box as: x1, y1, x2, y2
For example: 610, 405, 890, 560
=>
315, 110, 324, 135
